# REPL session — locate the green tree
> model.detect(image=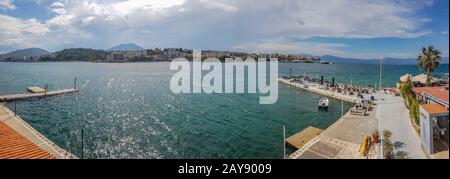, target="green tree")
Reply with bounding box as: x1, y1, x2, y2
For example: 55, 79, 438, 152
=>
417, 46, 441, 86
400, 79, 412, 97
399, 78, 415, 106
